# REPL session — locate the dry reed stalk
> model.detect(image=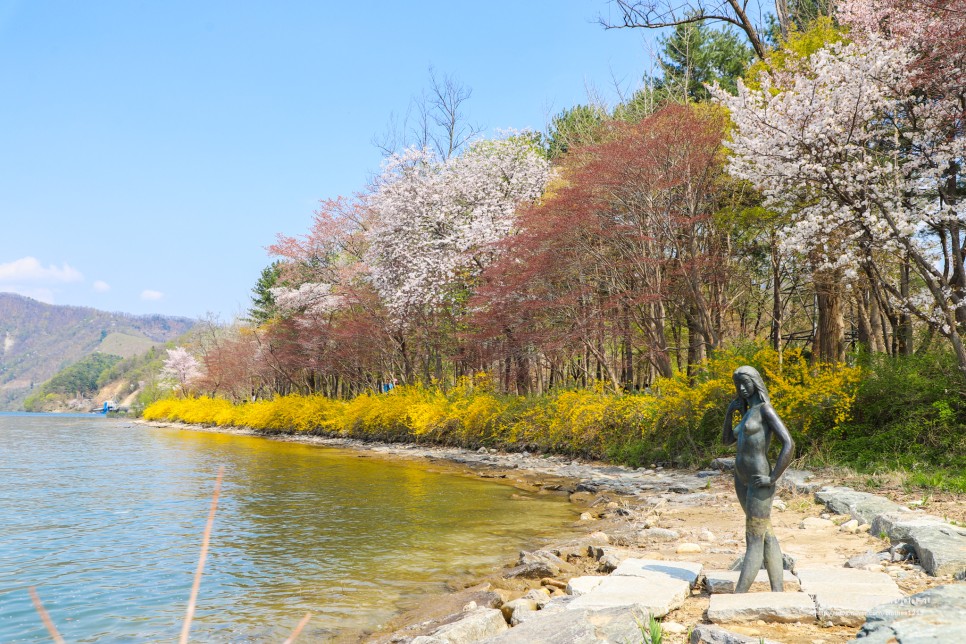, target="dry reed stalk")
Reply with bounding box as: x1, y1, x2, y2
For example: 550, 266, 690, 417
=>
179, 465, 225, 644
28, 586, 65, 644
282, 612, 312, 644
